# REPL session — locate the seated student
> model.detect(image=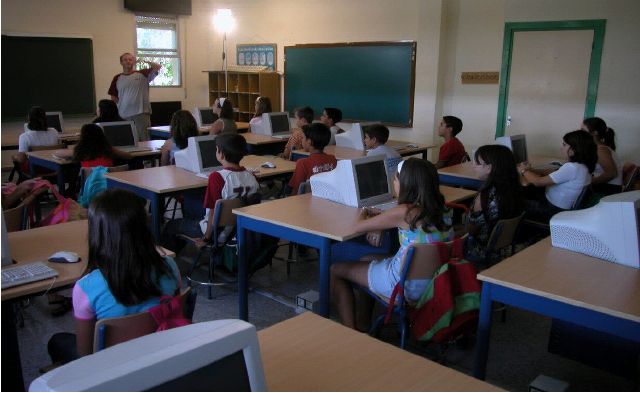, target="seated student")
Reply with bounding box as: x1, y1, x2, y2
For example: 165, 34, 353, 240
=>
330, 159, 454, 330
435, 116, 466, 169
47, 188, 181, 364
160, 110, 199, 166
13, 106, 61, 173
210, 97, 237, 135
466, 145, 525, 263
248, 96, 272, 130
161, 133, 259, 252
288, 123, 337, 195
581, 117, 623, 195
92, 99, 125, 123
363, 124, 402, 179
279, 106, 314, 159
518, 130, 597, 223
54, 124, 132, 167
320, 107, 344, 145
